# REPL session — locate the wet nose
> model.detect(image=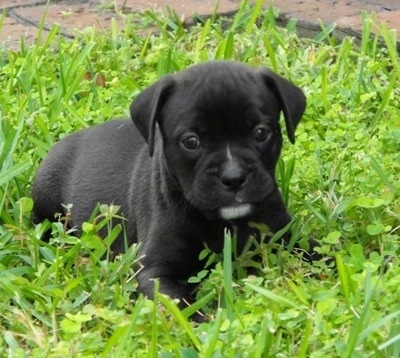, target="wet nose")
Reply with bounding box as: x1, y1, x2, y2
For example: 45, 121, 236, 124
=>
220, 162, 248, 192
